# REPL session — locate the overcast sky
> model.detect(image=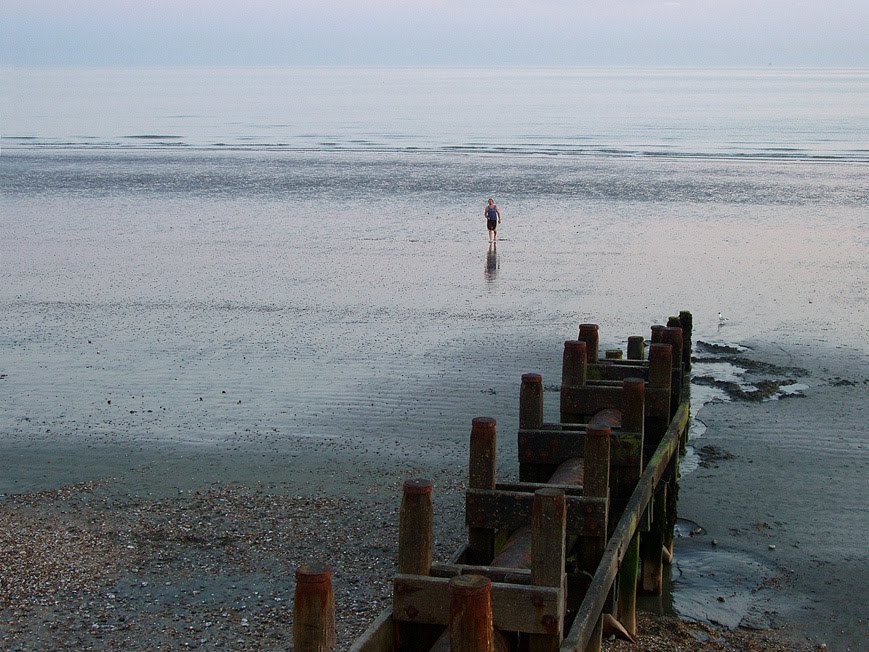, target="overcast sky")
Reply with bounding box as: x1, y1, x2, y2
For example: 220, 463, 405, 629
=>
2, 0, 867, 67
